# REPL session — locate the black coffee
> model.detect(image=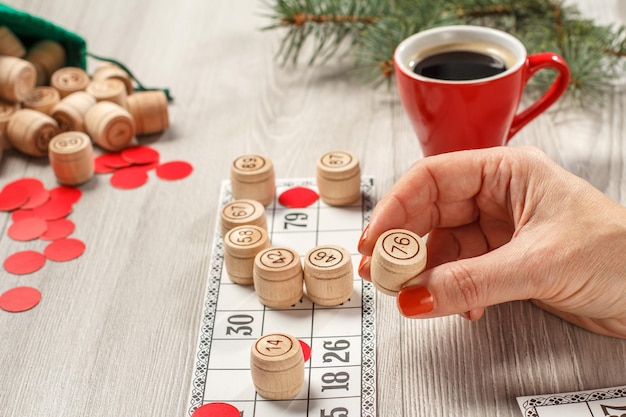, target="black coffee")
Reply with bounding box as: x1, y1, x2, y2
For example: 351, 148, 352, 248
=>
413, 50, 507, 81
